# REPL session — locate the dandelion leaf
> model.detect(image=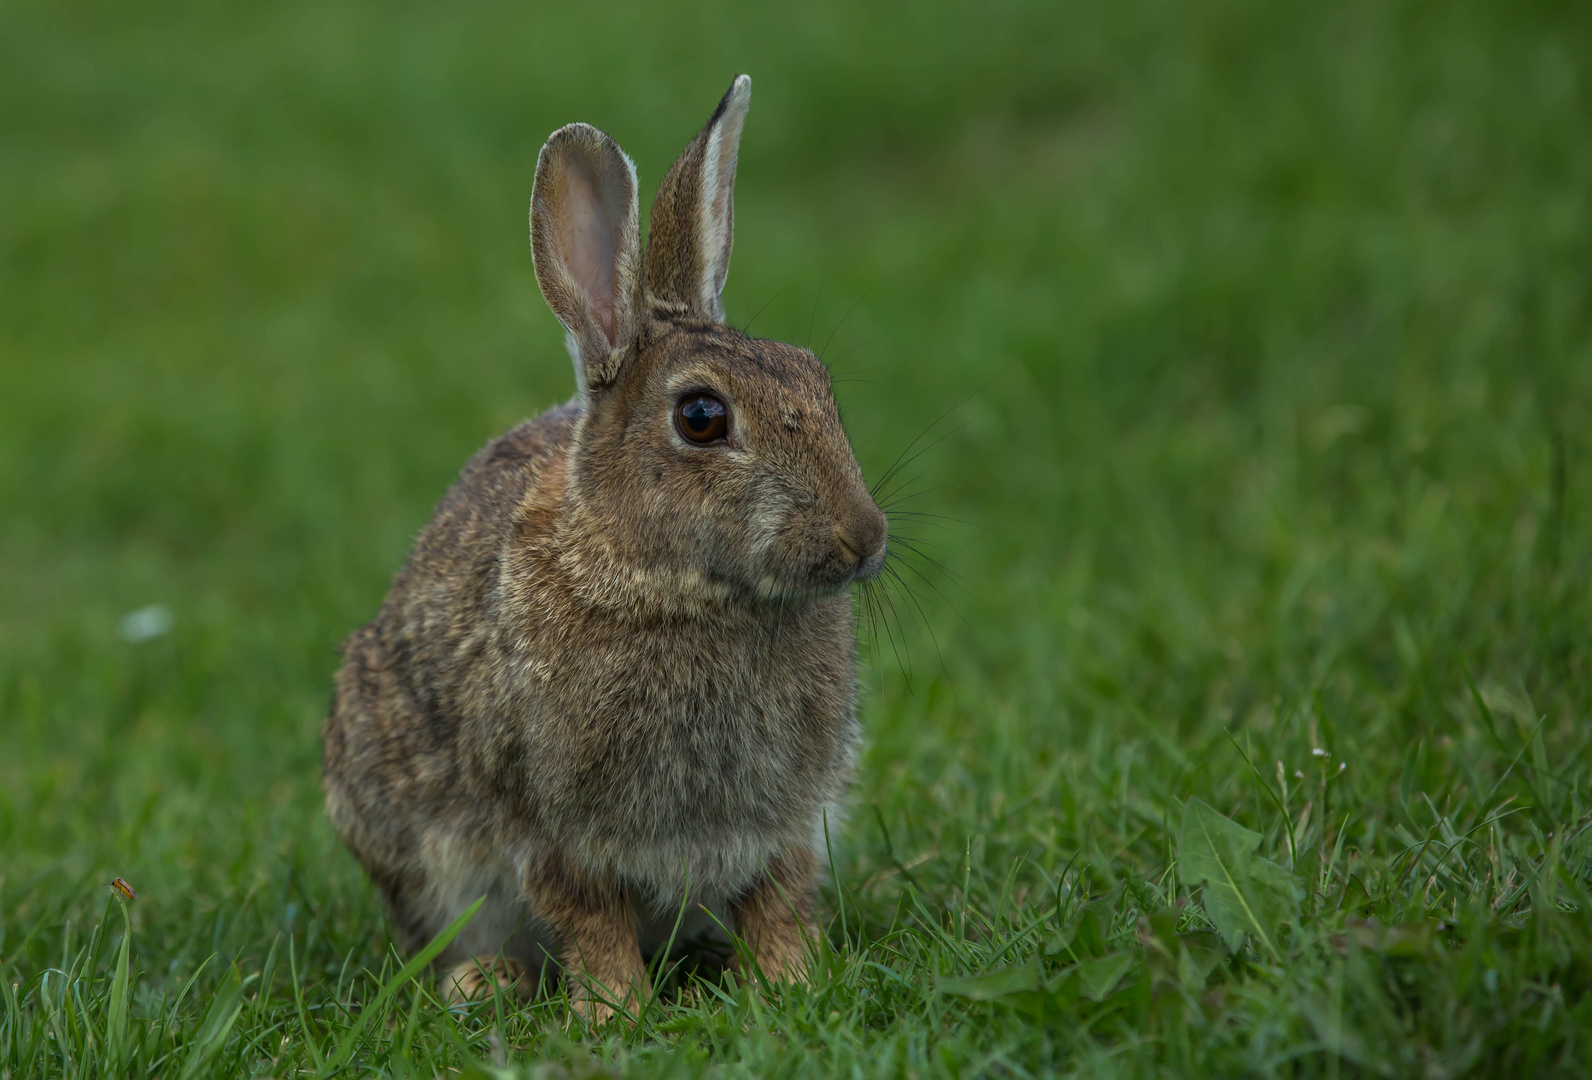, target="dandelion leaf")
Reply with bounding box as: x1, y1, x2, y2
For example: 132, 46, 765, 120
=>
1178, 797, 1297, 958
